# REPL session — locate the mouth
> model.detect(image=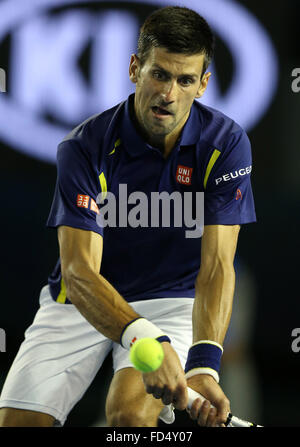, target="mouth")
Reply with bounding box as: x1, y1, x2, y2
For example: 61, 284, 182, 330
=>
151, 106, 173, 118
